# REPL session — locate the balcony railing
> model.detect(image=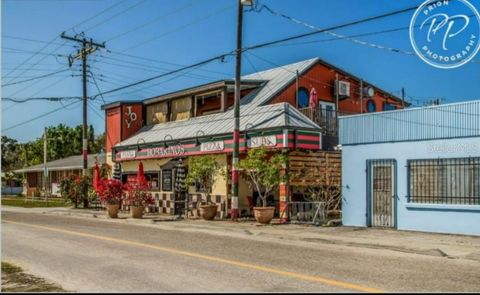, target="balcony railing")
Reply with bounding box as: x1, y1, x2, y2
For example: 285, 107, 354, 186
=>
298, 107, 342, 135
